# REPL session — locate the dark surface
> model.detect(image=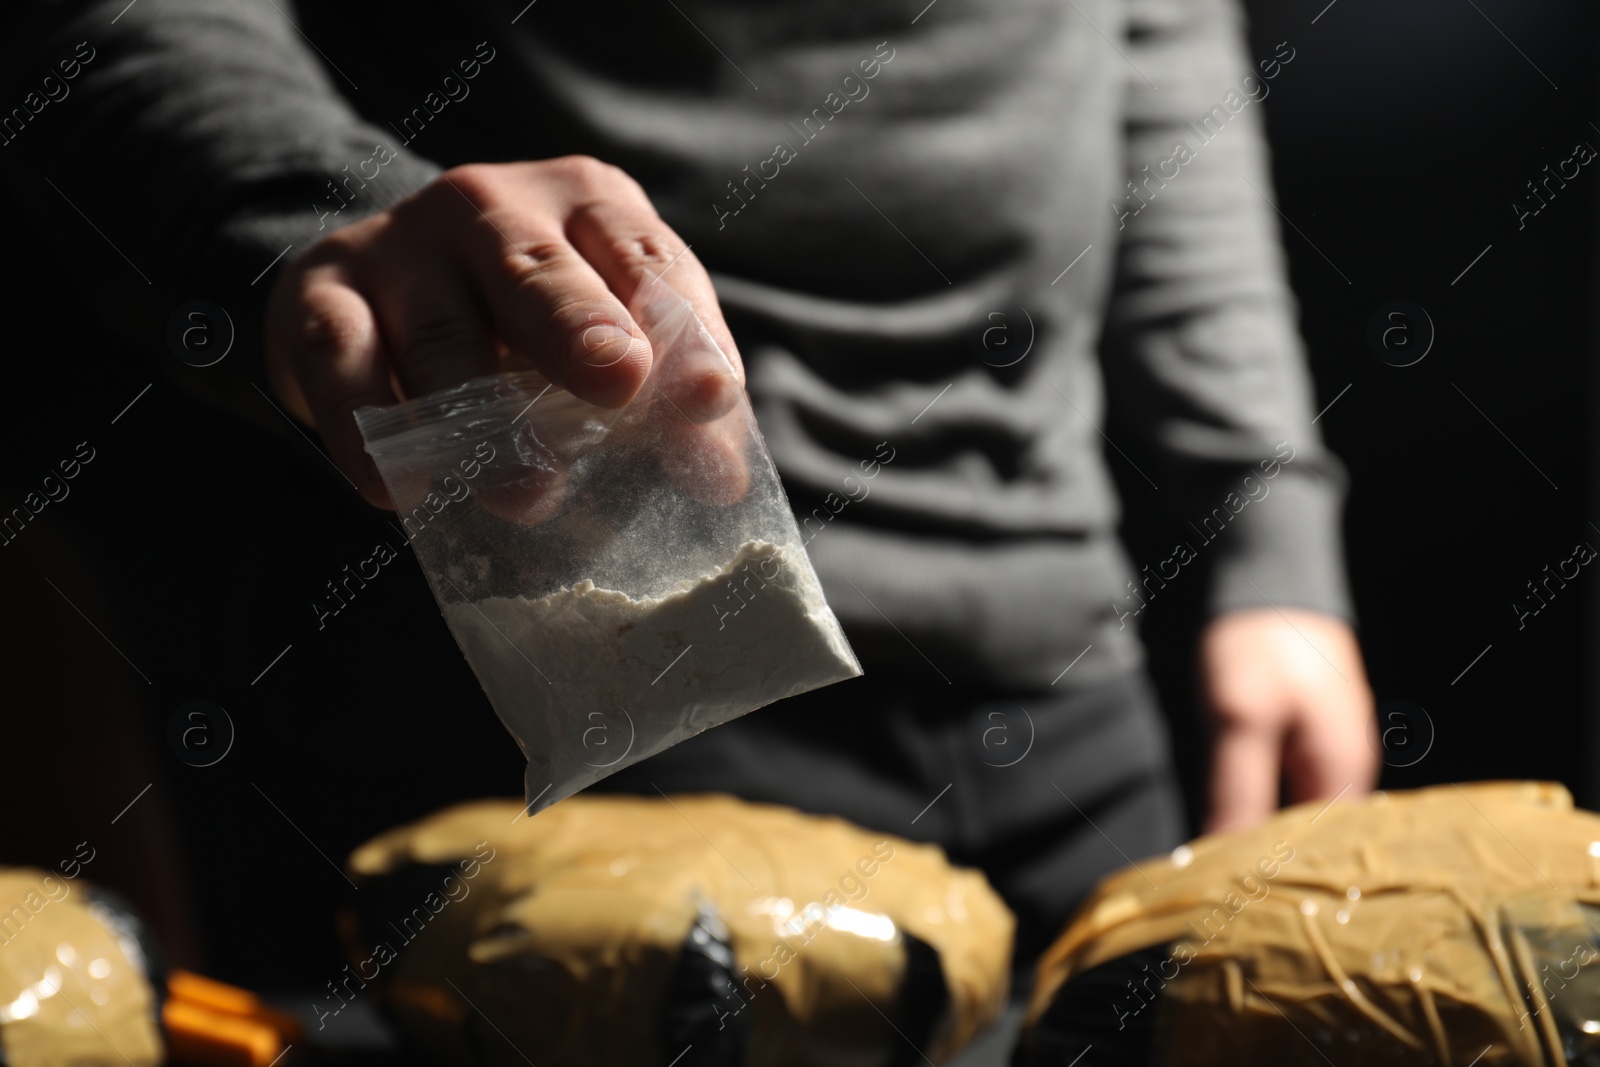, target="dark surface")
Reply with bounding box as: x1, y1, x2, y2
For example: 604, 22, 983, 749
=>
272, 992, 1028, 1067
